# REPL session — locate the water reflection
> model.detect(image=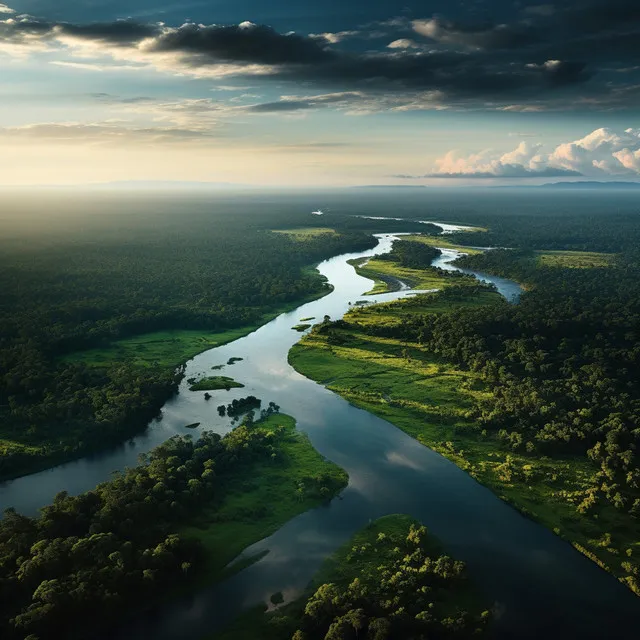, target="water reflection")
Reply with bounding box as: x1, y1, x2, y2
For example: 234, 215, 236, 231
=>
3, 227, 639, 640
